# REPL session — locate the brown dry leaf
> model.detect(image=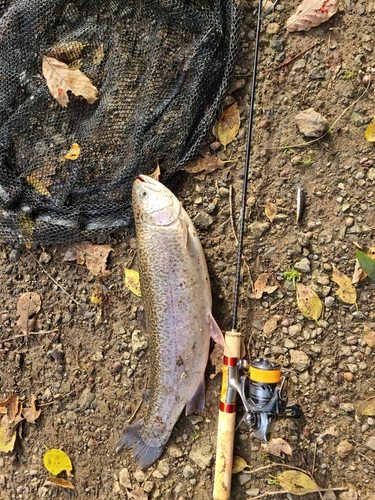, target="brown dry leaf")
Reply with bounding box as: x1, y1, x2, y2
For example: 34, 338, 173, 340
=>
0, 395, 23, 452
63, 242, 113, 277
253, 273, 278, 299
263, 315, 281, 336
182, 155, 231, 175
0, 394, 19, 422
209, 343, 224, 378
262, 438, 293, 457
126, 484, 148, 500
296, 283, 322, 323
217, 103, 240, 150
149, 163, 161, 181
332, 265, 357, 305
264, 202, 278, 223
46, 477, 75, 490
286, 0, 339, 32
363, 326, 375, 348
42, 55, 98, 108
22, 395, 41, 424
60, 142, 81, 161
90, 283, 110, 309
15, 292, 41, 335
